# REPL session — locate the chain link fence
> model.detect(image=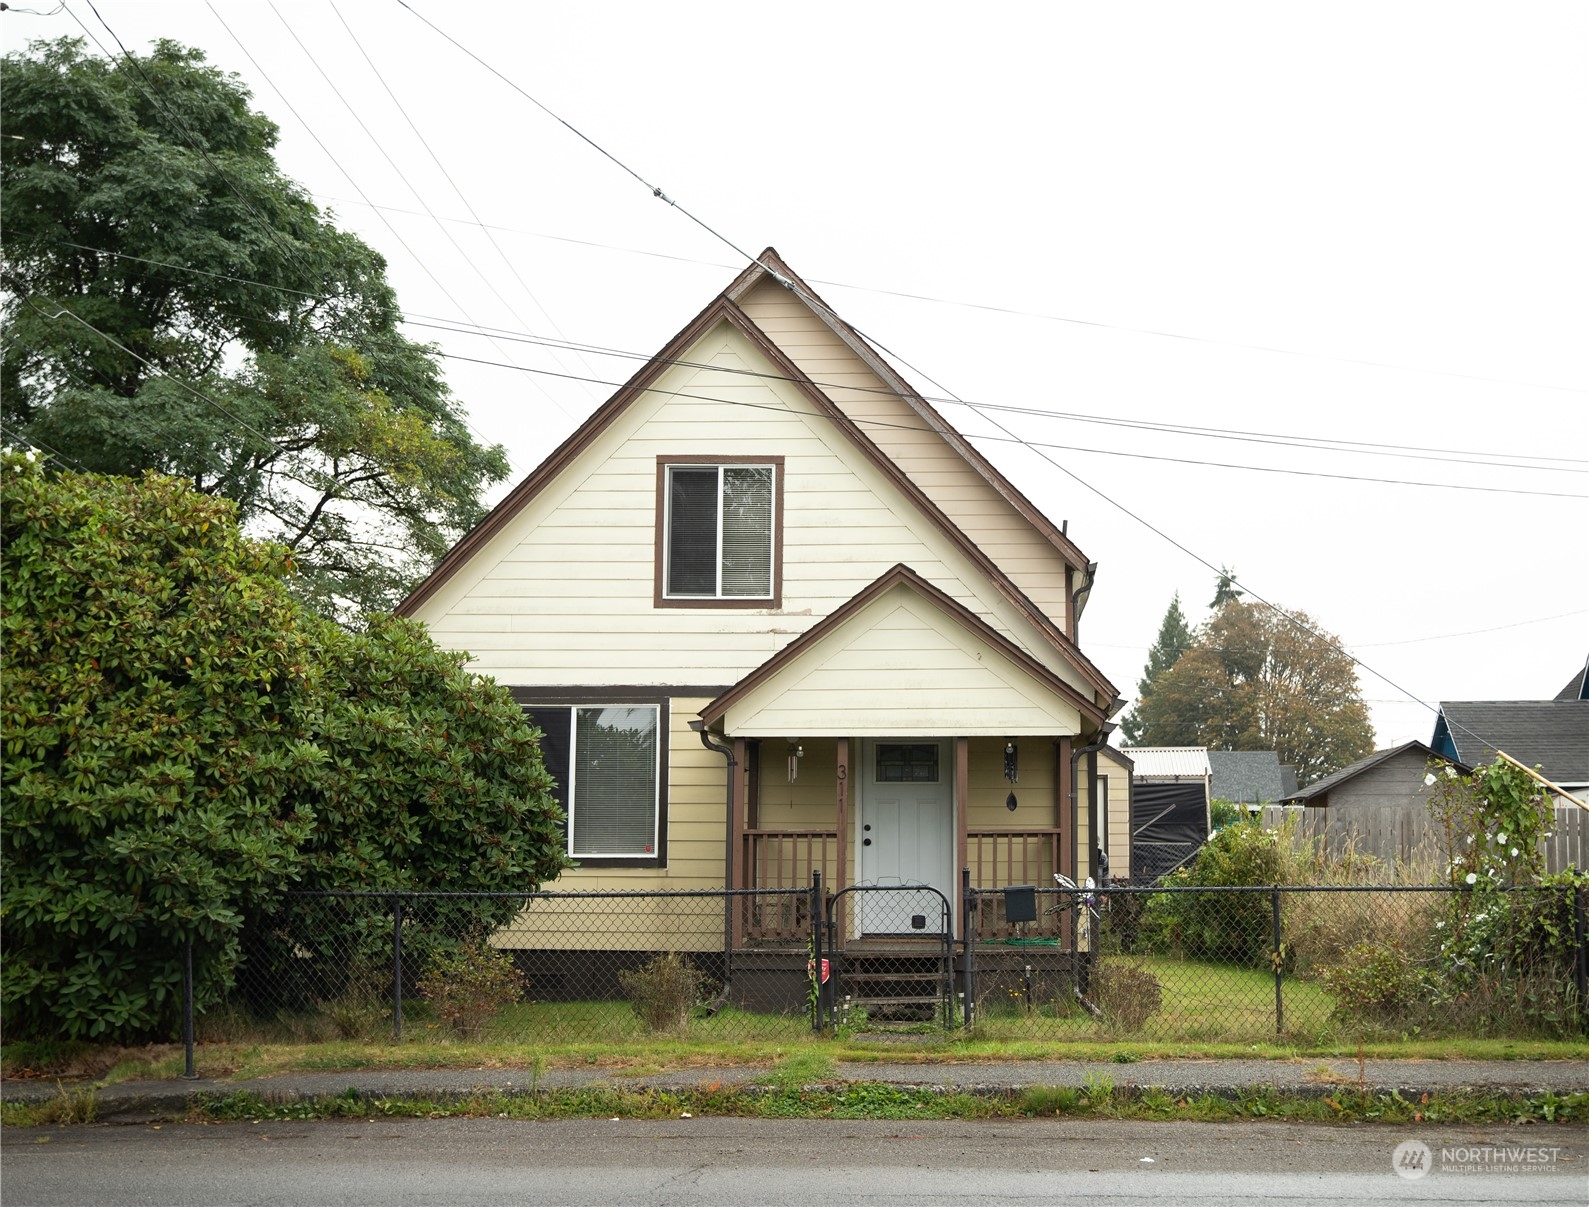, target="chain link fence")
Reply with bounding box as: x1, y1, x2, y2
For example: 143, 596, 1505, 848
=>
195, 881, 1587, 1048
220, 889, 818, 1046
966, 883, 1588, 1041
